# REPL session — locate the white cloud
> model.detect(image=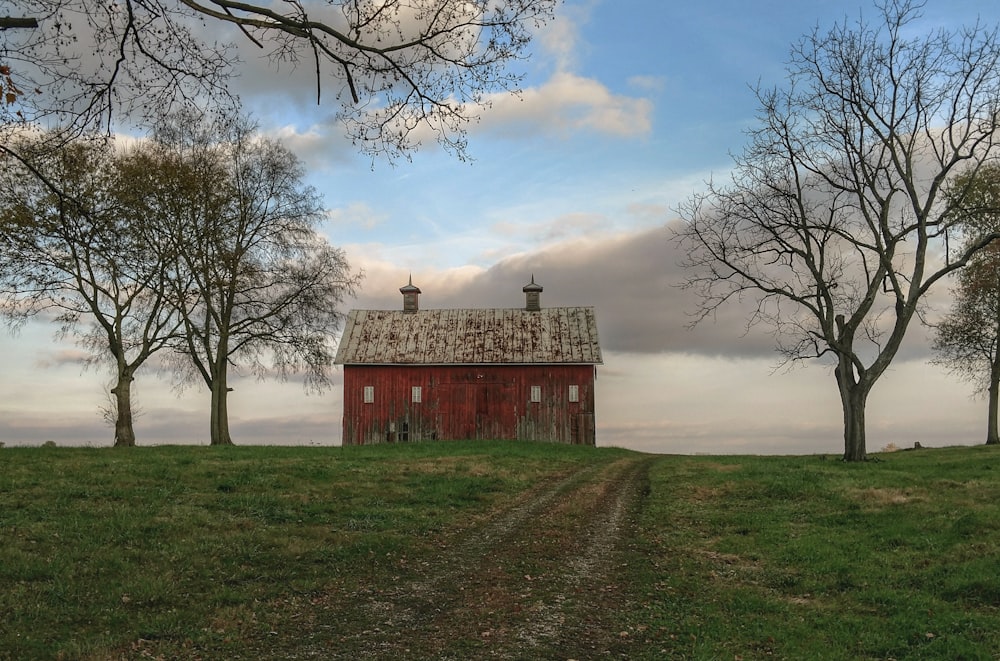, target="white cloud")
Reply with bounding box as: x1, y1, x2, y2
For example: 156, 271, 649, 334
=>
215, 0, 654, 164
536, 0, 592, 71
478, 72, 654, 139
326, 202, 388, 231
